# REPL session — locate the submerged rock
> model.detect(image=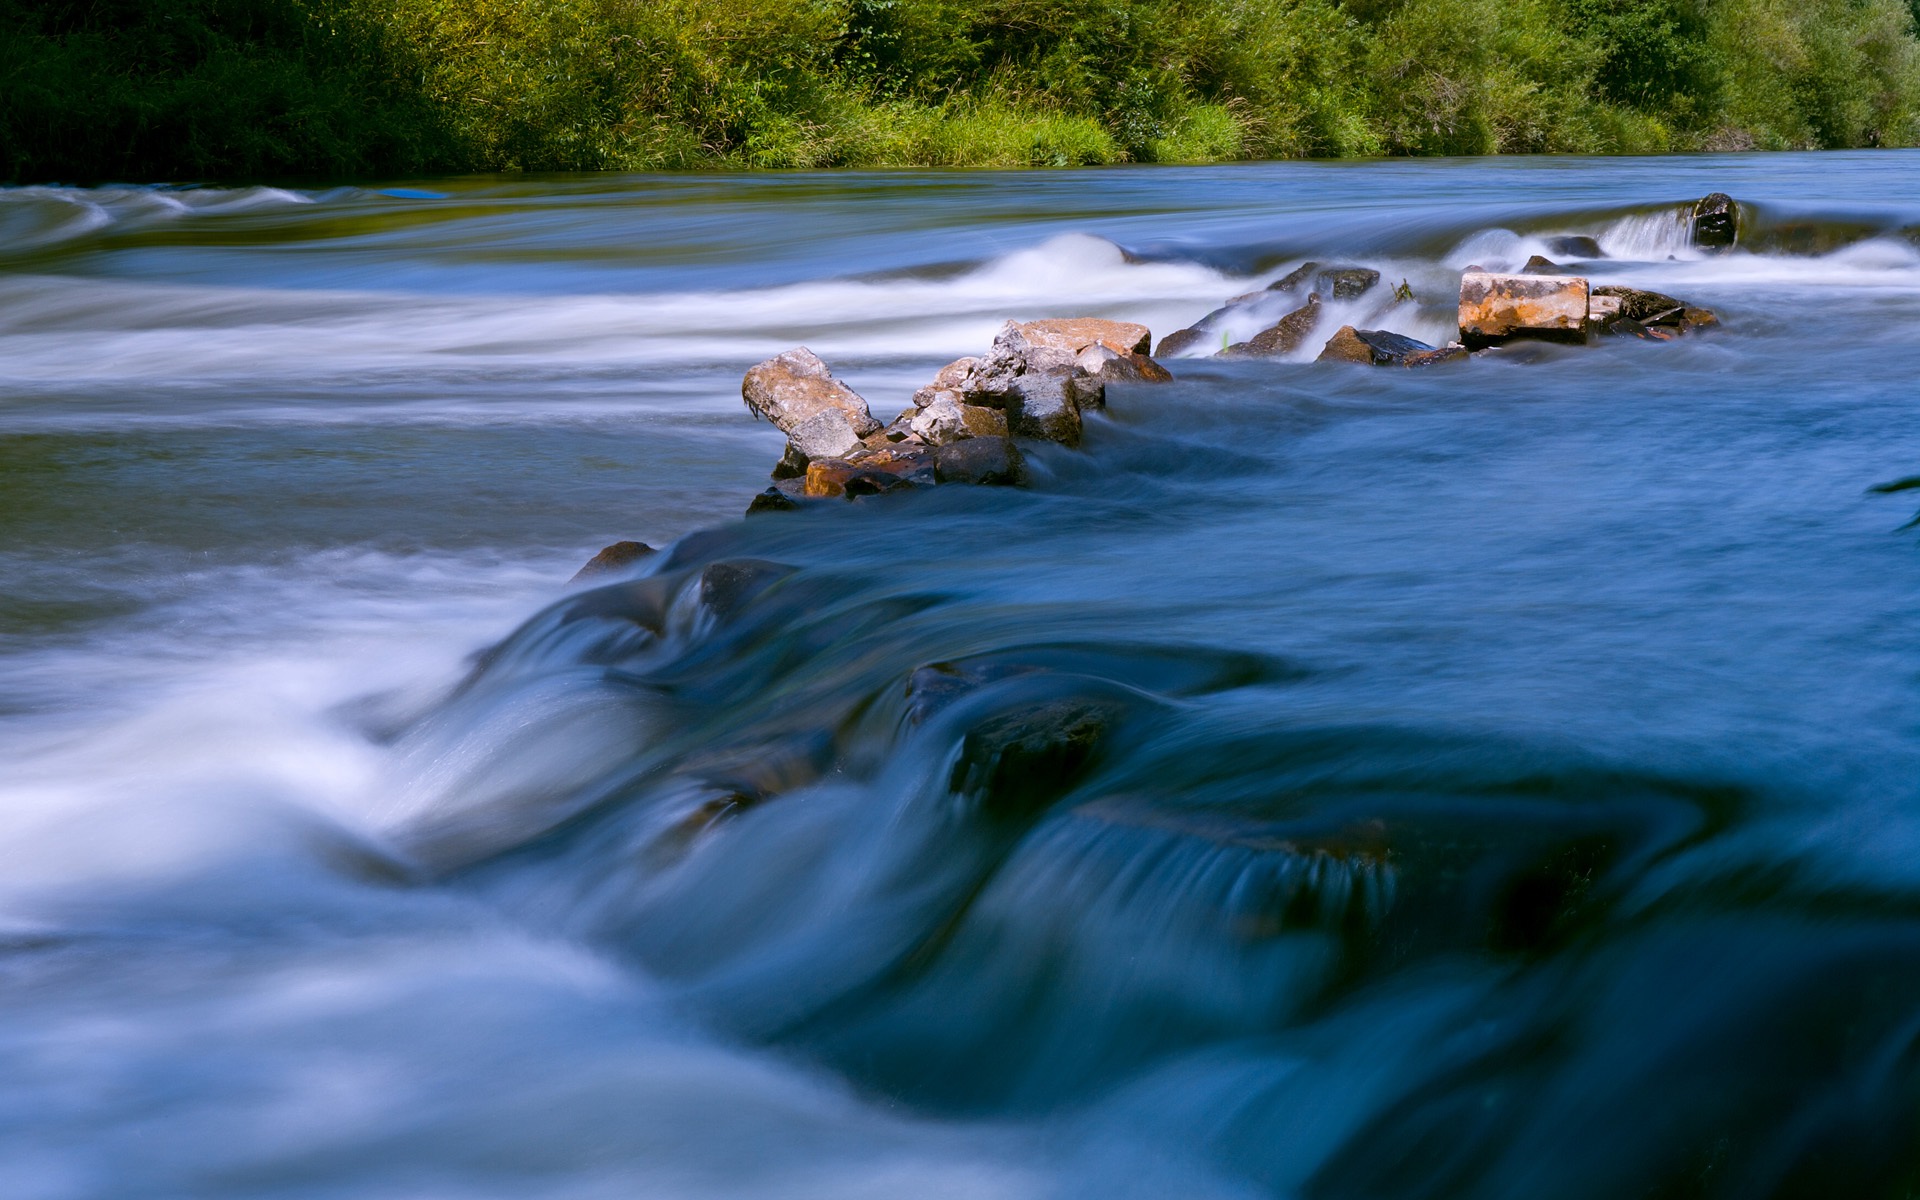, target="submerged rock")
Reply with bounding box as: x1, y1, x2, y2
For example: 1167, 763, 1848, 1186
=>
1545, 234, 1604, 259
570, 540, 656, 583
1458, 271, 1591, 348
949, 698, 1118, 817
934, 436, 1026, 486
1223, 296, 1321, 358
1691, 193, 1739, 251
742, 347, 881, 438
745, 486, 804, 516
